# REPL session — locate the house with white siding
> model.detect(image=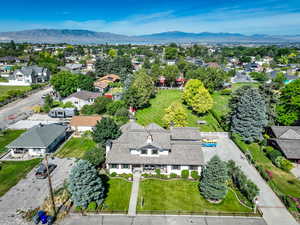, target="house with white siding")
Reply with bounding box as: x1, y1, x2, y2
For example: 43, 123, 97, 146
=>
106, 121, 204, 176
62, 90, 100, 109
